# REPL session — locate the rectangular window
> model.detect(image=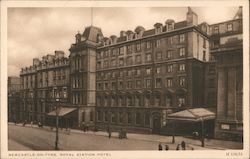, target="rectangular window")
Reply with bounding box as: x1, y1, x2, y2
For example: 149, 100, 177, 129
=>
136, 113, 141, 125
155, 27, 162, 34
126, 56, 133, 65
119, 112, 123, 123
168, 24, 174, 31
146, 53, 152, 62
127, 45, 133, 53
111, 49, 117, 56
179, 64, 186, 71
104, 50, 109, 58
97, 62, 101, 69
128, 70, 132, 76
119, 58, 124, 66
178, 97, 185, 107
202, 38, 206, 49
136, 43, 141, 51
156, 51, 162, 60
127, 81, 133, 89
111, 112, 116, 123
118, 81, 123, 89
179, 48, 185, 57
166, 78, 173, 87
135, 55, 141, 63
146, 68, 151, 75
155, 78, 162, 88
111, 59, 116, 67
167, 64, 173, 73
135, 80, 141, 88
97, 111, 102, 121
227, 23, 233, 31
146, 42, 151, 49
214, 26, 219, 34
104, 60, 109, 68
169, 37, 173, 45
135, 69, 141, 76
111, 82, 116, 90
145, 79, 151, 88
156, 40, 161, 47
179, 76, 186, 86
112, 72, 116, 78
156, 67, 161, 74
104, 82, 109, 90
179, 34, 185, 43
119, 47, 124, 55
166, 50, 173, 59
127, 112, 132, 124
97, 52, 101, 59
